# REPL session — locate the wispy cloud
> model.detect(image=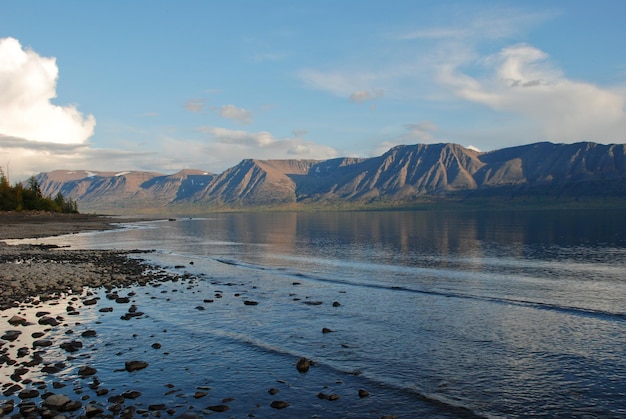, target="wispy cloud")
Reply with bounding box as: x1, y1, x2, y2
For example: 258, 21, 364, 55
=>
184, 98, 205, 113
394, 7, 554, 42
213, 104, 253, 125
439, 43, 626, 142
0, 134, 158, 181
350, 89, 385, 103
372, 121, 443, 156
197, 126, 338, 164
